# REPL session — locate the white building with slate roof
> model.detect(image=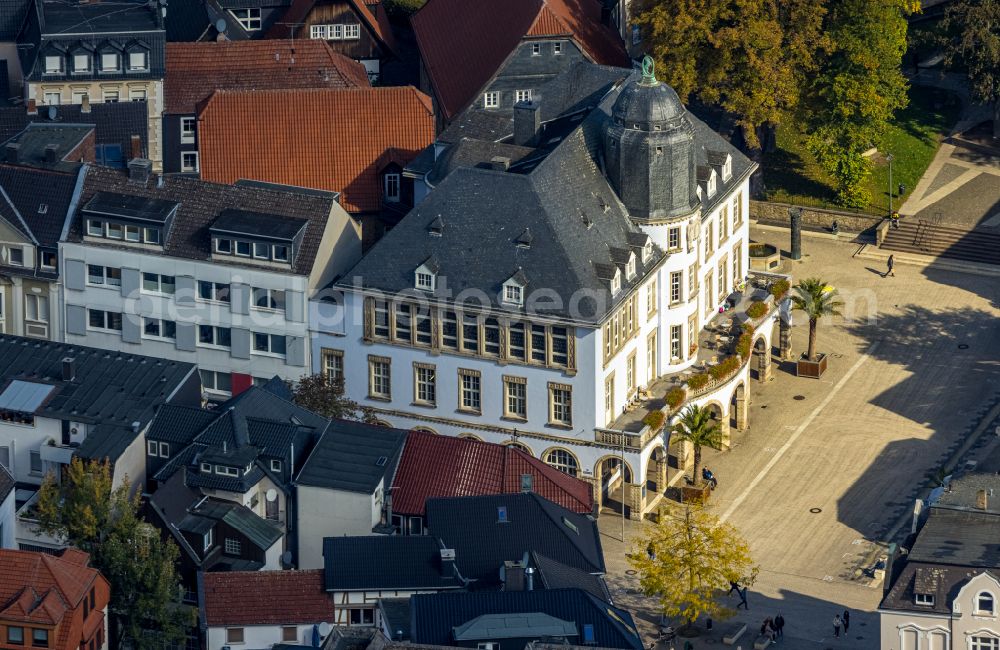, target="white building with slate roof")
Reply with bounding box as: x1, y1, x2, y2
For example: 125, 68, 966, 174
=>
310, 60, 790, 517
